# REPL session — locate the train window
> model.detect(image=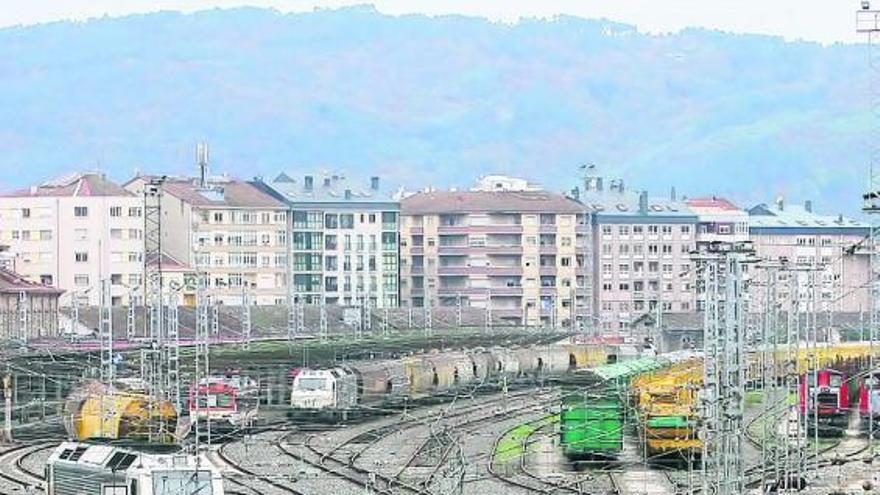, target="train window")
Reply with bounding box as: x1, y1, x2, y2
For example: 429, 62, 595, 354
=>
58, 449, 74, 460
215, 393, 234, 407
829, 374, 843, 387
106, 452, 139, 471
806, 374, 817, 387
68, 446, 88, 462
296, 378, 327, 391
